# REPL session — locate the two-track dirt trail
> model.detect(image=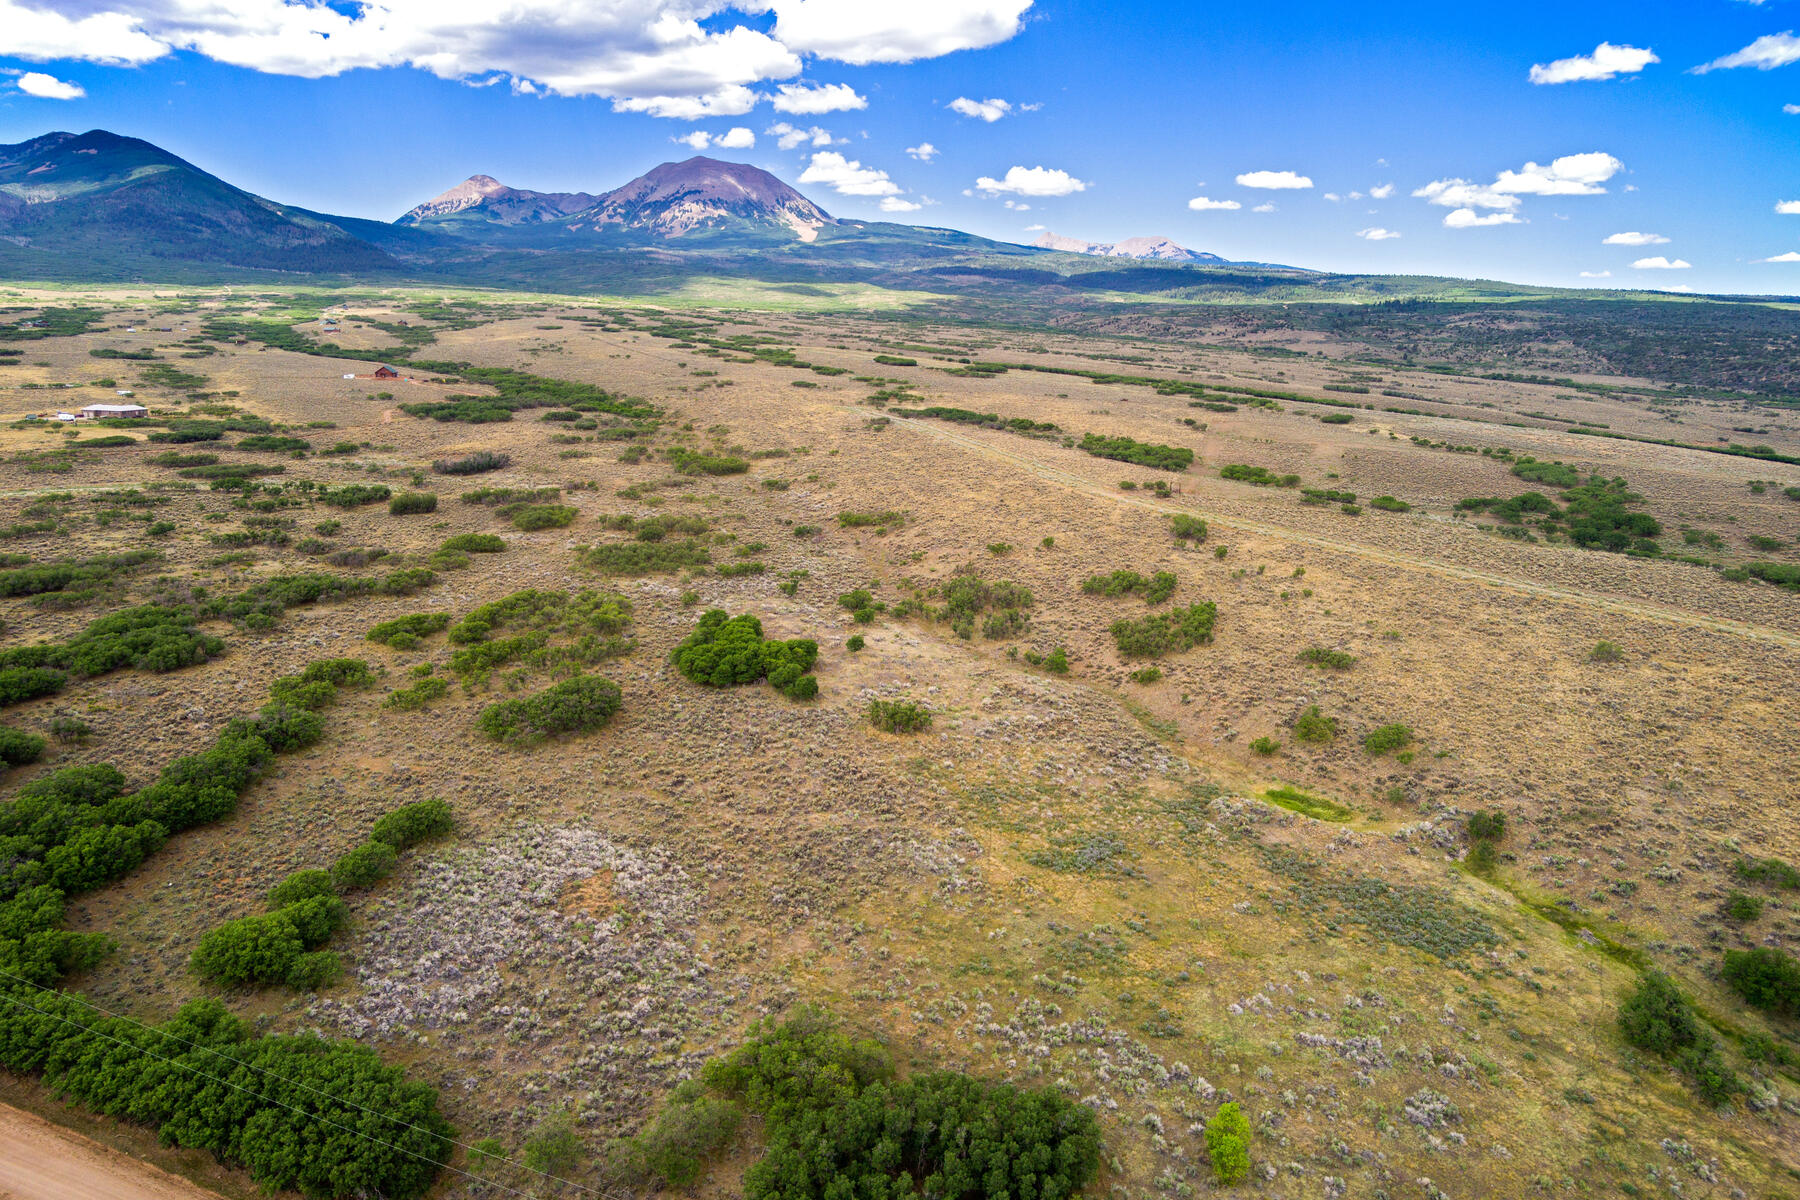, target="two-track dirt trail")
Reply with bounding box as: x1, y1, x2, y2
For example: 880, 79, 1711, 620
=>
871, 409, 1800, 652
